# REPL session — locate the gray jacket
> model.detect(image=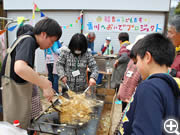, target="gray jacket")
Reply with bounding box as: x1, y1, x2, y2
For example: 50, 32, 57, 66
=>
111, 53, 130, 88
56, 46, 98, 92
